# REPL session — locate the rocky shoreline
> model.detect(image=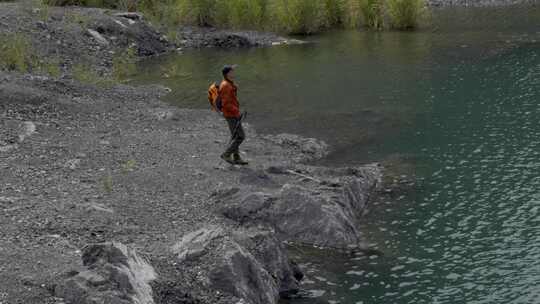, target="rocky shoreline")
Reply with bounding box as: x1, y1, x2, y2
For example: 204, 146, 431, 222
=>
0, 3, 381, 304
0, 70, 381, 304
3, 0, 535, 302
